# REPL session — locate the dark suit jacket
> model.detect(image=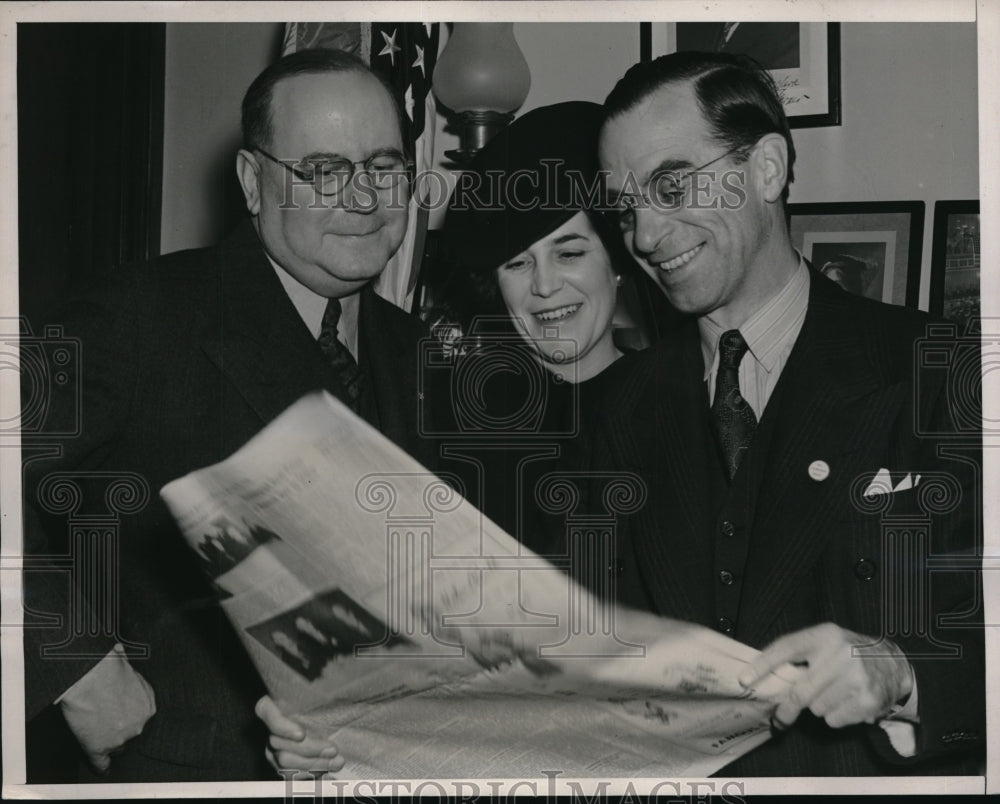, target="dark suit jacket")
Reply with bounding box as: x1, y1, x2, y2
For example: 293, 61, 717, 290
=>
23, 220, 436, 781
589, 270, 983, 775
